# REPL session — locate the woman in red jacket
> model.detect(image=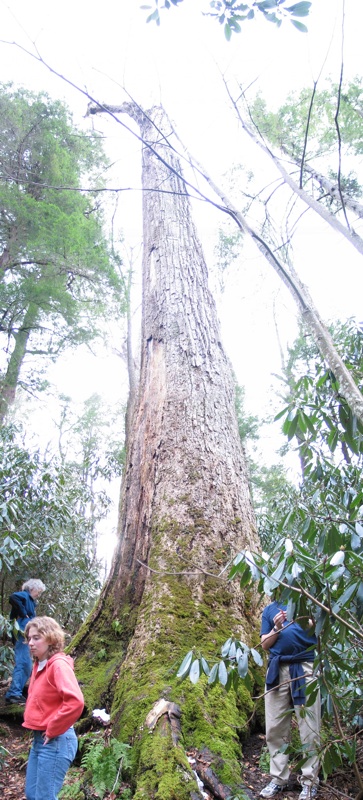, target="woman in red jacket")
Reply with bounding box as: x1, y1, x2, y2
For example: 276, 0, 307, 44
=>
23, 616, 84, 800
